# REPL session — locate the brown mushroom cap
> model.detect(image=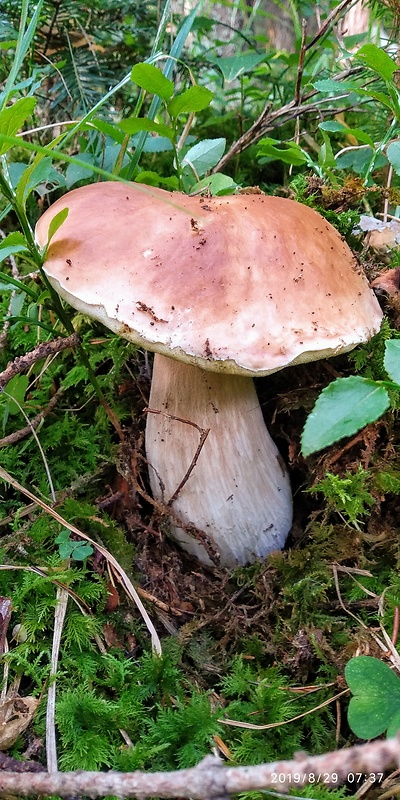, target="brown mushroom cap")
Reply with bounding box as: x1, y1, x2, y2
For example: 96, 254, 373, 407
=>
36, 181, 382, 375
